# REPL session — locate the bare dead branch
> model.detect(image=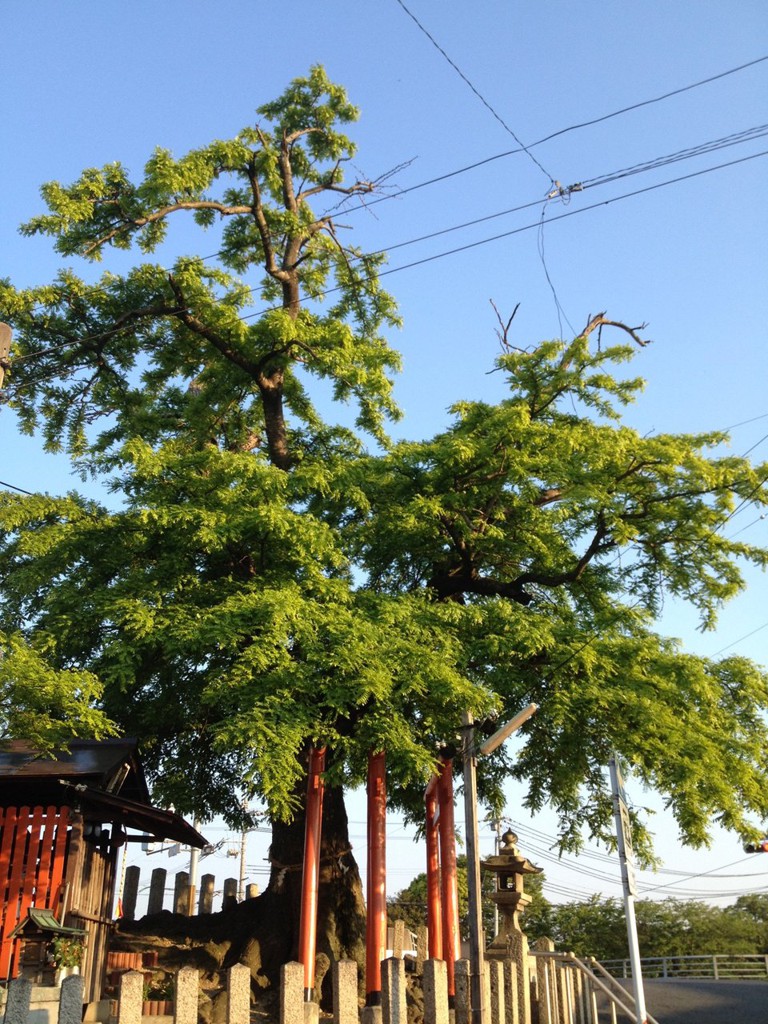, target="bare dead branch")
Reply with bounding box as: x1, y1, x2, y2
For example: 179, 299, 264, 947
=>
580, 312, 651, 348
490, 300, 522, 352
